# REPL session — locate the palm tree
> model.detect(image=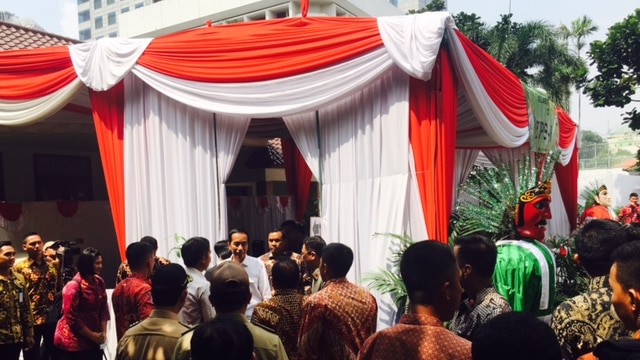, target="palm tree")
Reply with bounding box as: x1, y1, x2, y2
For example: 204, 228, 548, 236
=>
558, 16, 599, 124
